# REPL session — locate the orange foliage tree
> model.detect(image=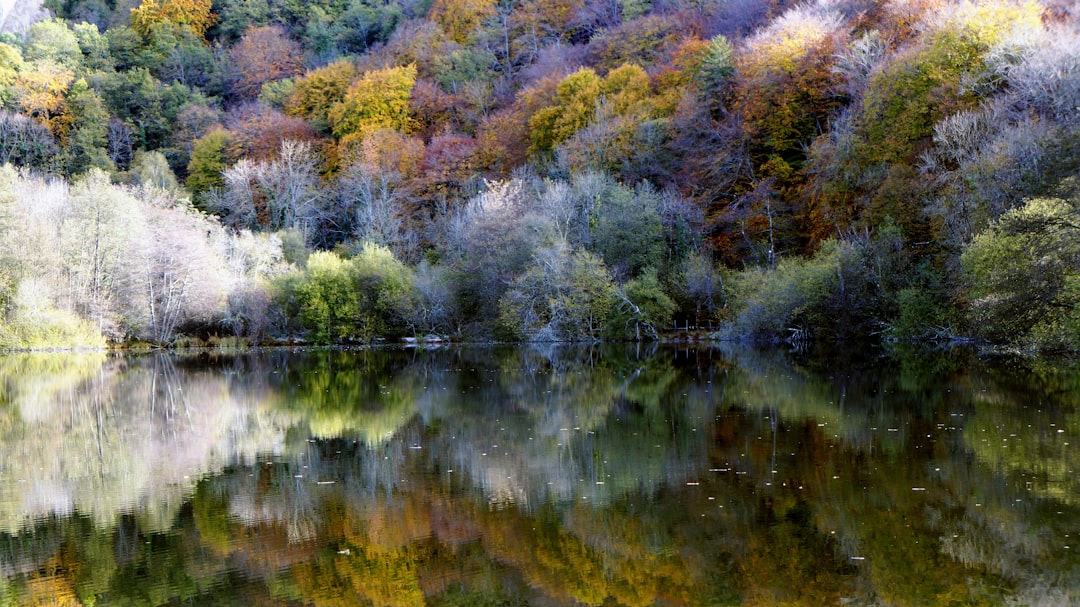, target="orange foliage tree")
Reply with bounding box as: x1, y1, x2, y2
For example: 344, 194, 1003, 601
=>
226, 104, 324, 161
228, 25, 306, 100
